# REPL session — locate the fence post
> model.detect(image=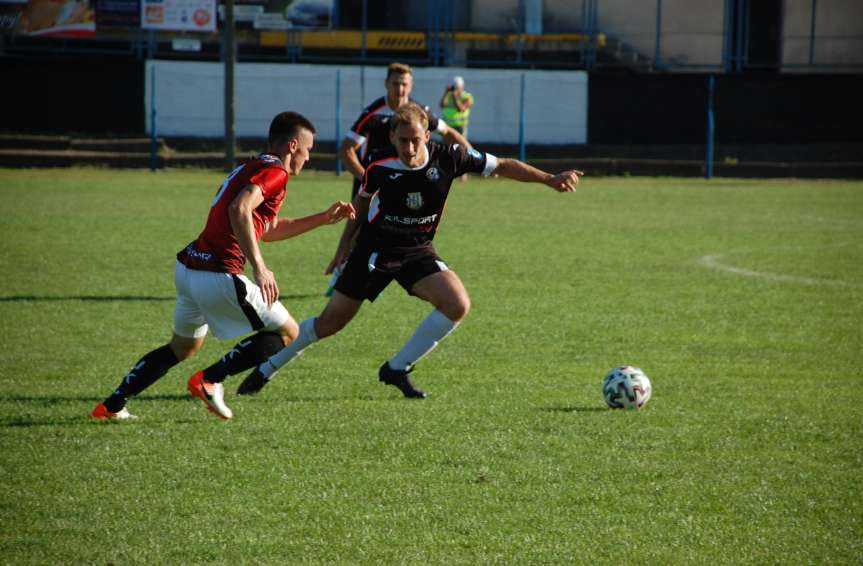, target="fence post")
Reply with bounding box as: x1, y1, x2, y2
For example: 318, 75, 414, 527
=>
518, 73, 526, 162
705, 75, 715, 180
335, 69, 342, 175
223, 0, 236, 172
654, 0, 662, 68
809, 0, 817, 65
361, 0, 367, 63
150, 65, 157, 172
